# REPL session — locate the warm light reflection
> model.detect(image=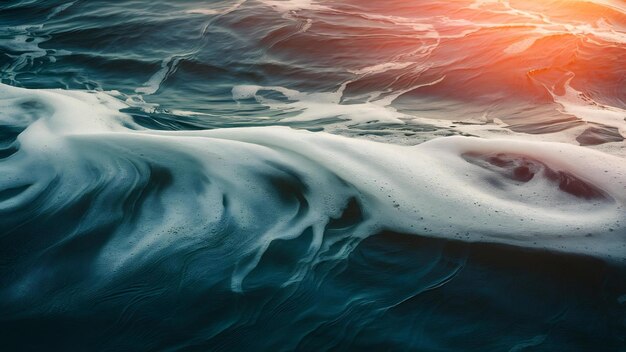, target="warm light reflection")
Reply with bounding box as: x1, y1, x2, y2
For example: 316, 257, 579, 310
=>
250, 0, 625, 132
